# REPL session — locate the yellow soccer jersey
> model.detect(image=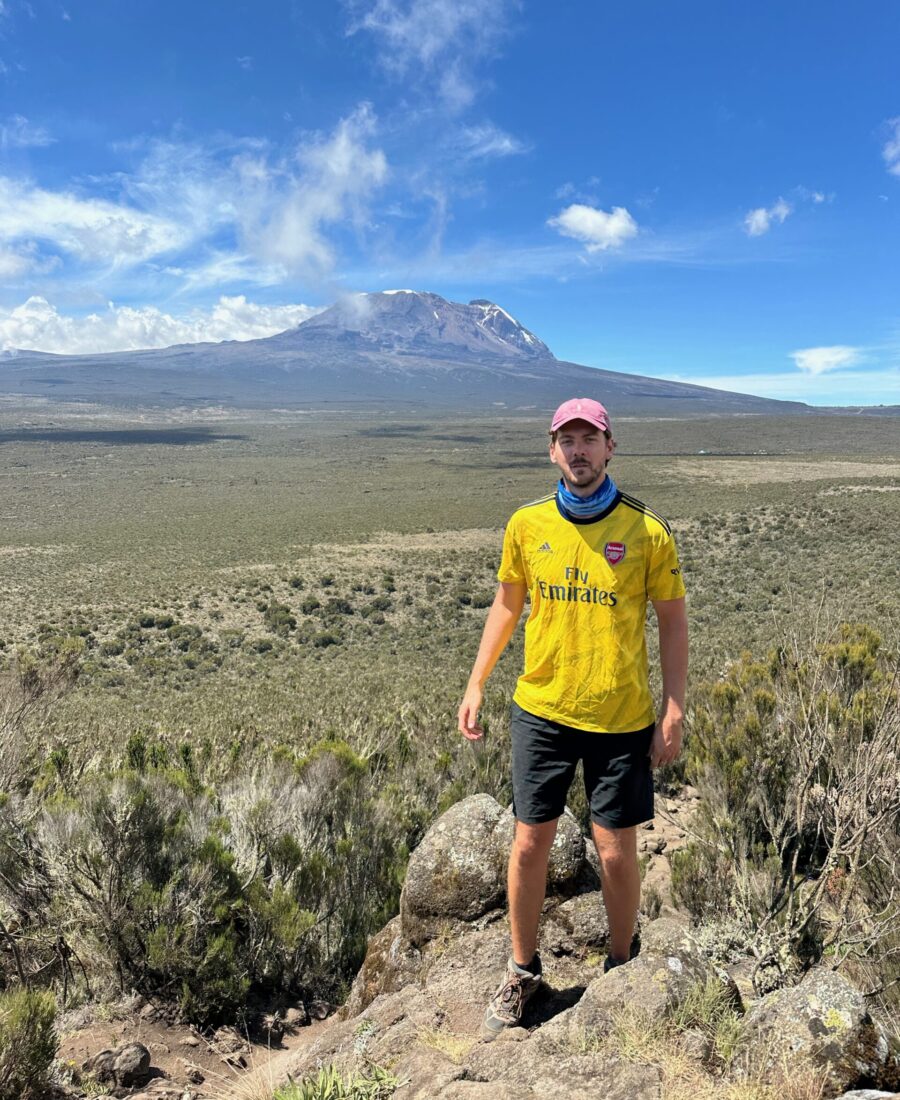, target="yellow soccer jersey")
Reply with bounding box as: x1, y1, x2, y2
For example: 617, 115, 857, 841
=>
498, 490, 685, 733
